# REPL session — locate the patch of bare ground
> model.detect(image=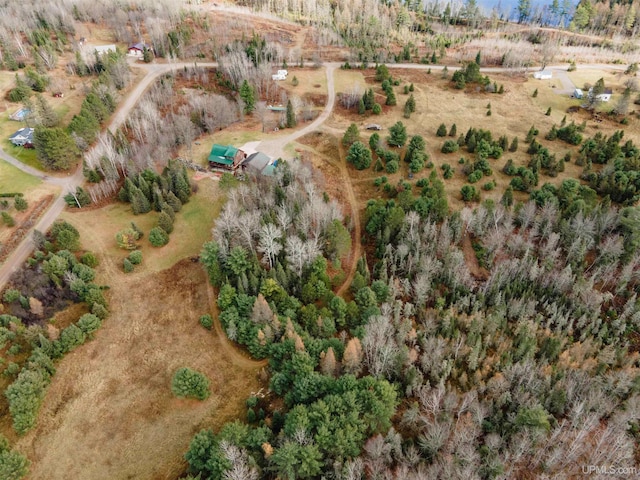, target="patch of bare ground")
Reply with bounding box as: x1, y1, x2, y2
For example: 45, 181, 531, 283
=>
16, 258, 264, 480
